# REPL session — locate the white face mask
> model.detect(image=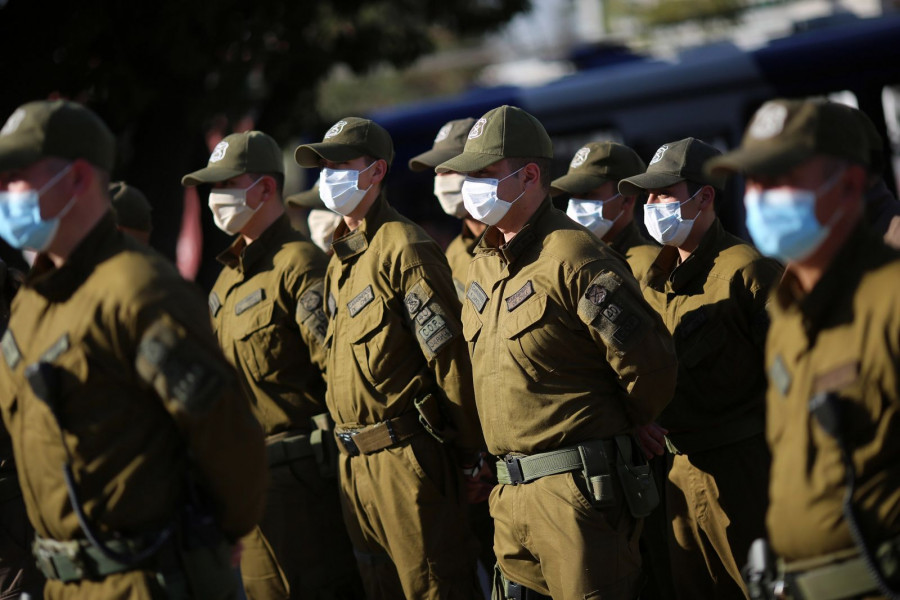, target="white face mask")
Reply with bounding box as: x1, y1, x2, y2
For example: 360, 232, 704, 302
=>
461, 167, 525, 226
307, 208, 343, 253
318, 162, 375, 216
208, 177, 263, 234
643, 187, 702, 247
433, 173, 467, 218
566, 194, 622, 239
